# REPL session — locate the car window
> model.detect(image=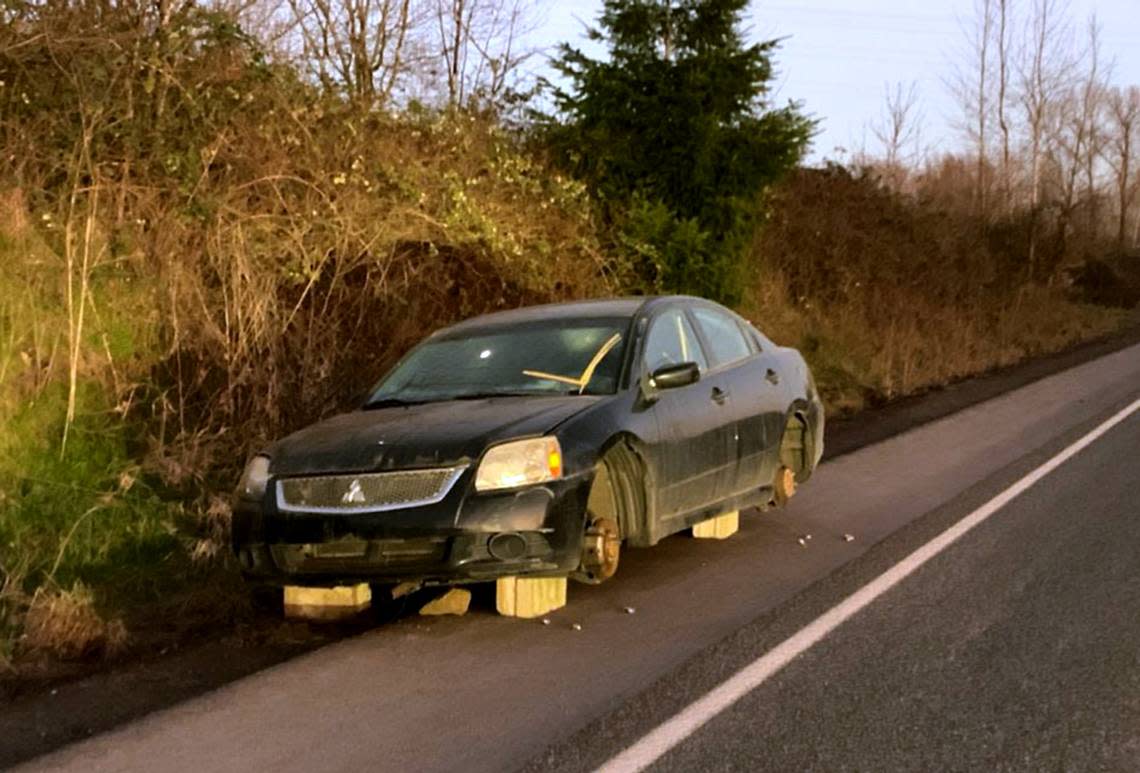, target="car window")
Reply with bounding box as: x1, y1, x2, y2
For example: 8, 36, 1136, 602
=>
691, 307, 753, 367
643, 308, 708, 374
749, 322, 777, 351
746, 326, 765, 351
739, 321, 763, 353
